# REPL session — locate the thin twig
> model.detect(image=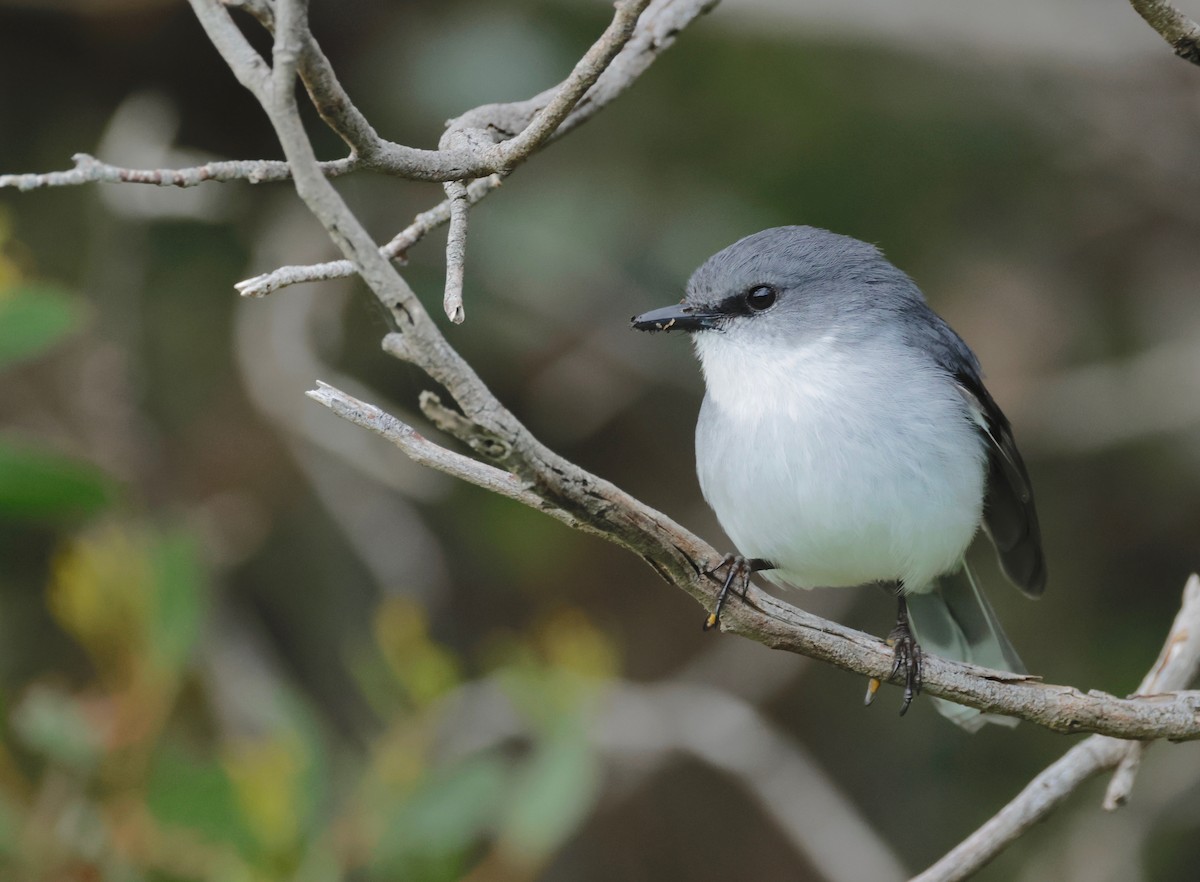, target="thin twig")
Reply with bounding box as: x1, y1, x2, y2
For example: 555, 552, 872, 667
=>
912, 739, 1127, 882
234, 0, 717, 299
1103, 749, 1145, 811
912, 574, 1200, 882
235, 174, 502, 298
1128, 0, 1200, 64
306, 382, 591, 532
487, 0, 653, 170
442, 180, 469, 323
225, 0, 384, 157
427, 0, 649, 323
1104, 572, 1200, 808
4, 0, 717, 192
0, 152, 356, 191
